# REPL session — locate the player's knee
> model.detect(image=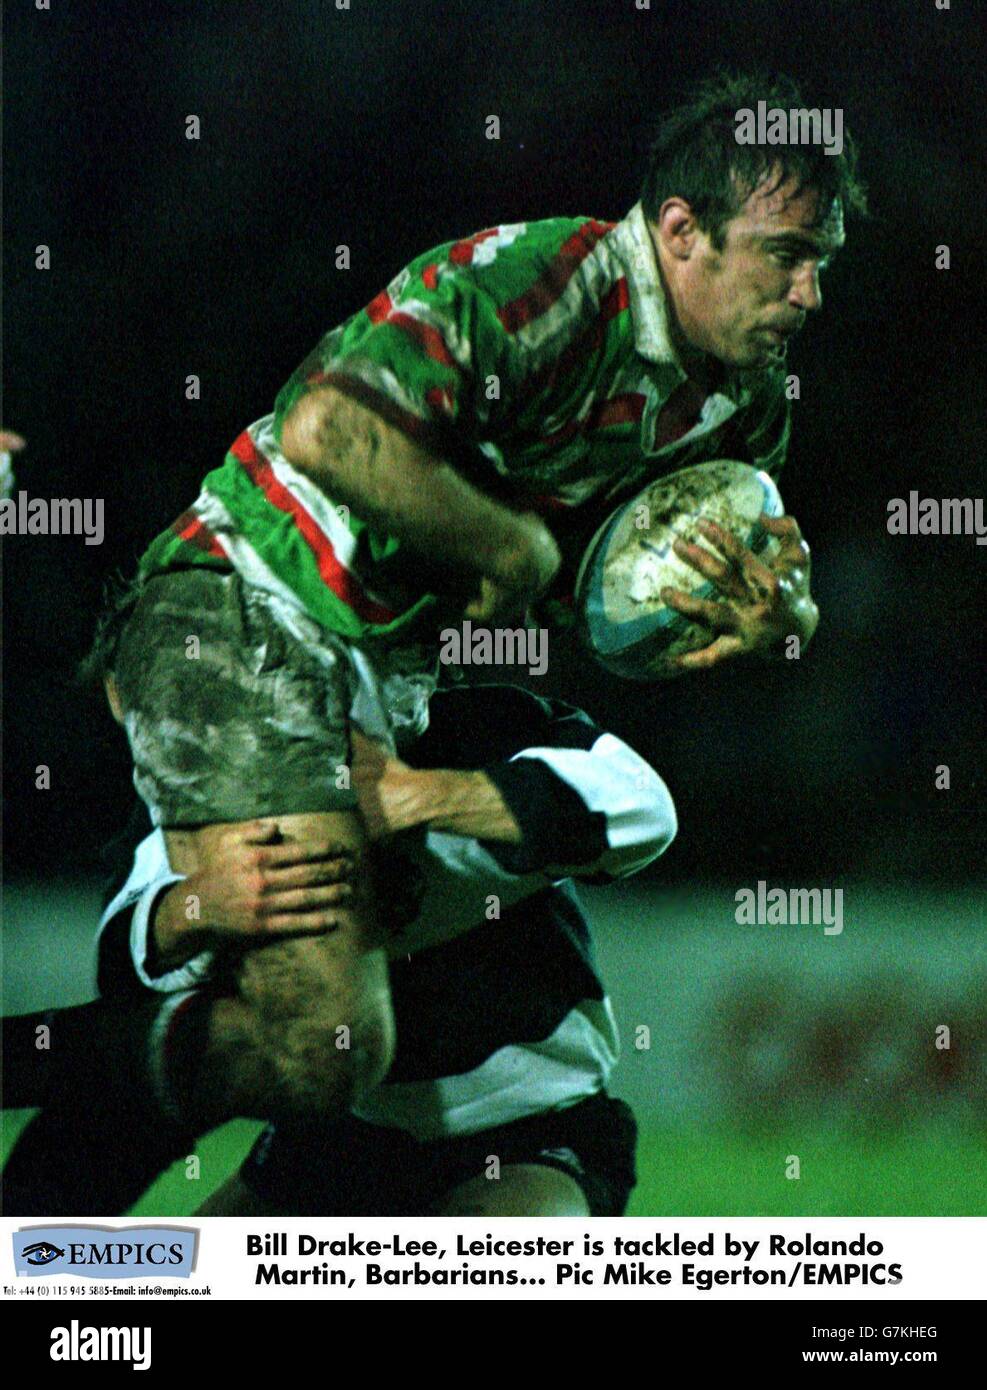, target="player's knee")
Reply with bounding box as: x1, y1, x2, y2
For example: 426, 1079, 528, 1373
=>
235, 931, 394, 1118
436, 1164, 589, 1217
270, 982, 394, 1119
332, 981, 395, 1099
